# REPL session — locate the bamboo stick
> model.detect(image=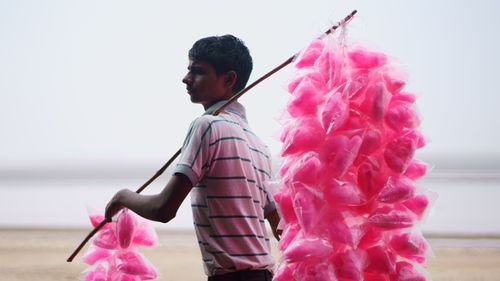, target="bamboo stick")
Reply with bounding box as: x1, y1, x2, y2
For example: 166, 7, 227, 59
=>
67, 9, 357, 262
